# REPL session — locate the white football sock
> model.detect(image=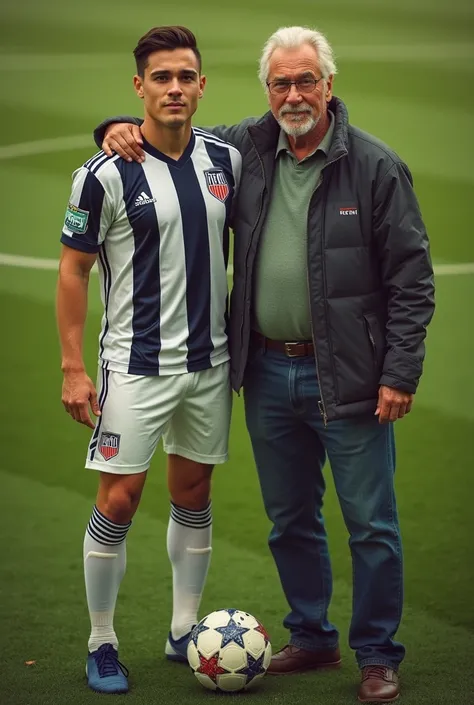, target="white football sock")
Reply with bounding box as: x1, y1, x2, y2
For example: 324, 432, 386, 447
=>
167, 501, 212, 640
84, 505, 131, 652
